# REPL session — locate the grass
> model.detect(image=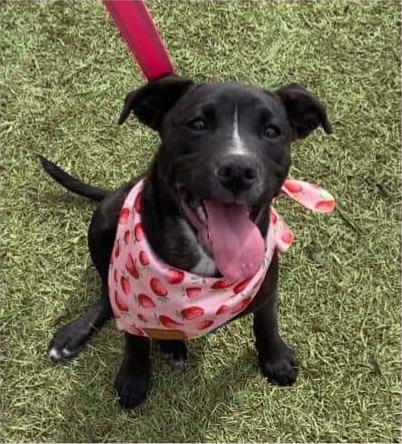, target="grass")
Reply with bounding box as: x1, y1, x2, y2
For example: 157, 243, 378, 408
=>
1, 0, 401, 442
